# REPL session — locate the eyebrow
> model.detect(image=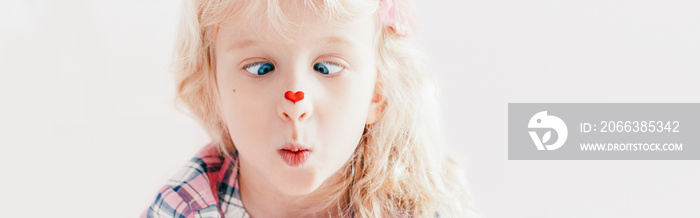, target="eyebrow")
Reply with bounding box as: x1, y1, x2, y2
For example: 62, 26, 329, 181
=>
226, 39, 259, 52
321, 36, 356, 47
